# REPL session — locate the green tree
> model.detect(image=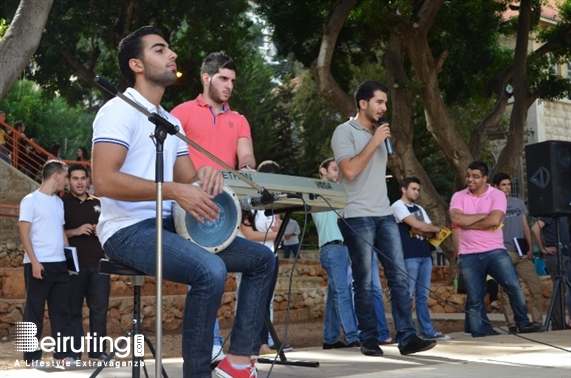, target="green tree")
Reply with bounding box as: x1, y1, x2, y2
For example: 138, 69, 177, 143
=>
0, 79, 94, 157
